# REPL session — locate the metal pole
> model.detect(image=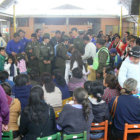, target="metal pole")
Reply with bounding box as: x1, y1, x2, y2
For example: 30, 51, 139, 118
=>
119, 6, 122, 38
13, 4, 16, 33
137, 4, 140, 37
